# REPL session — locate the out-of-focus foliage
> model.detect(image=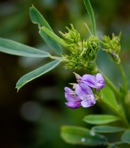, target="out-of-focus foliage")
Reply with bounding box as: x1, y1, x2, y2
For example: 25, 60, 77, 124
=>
0, 0, 130, 147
